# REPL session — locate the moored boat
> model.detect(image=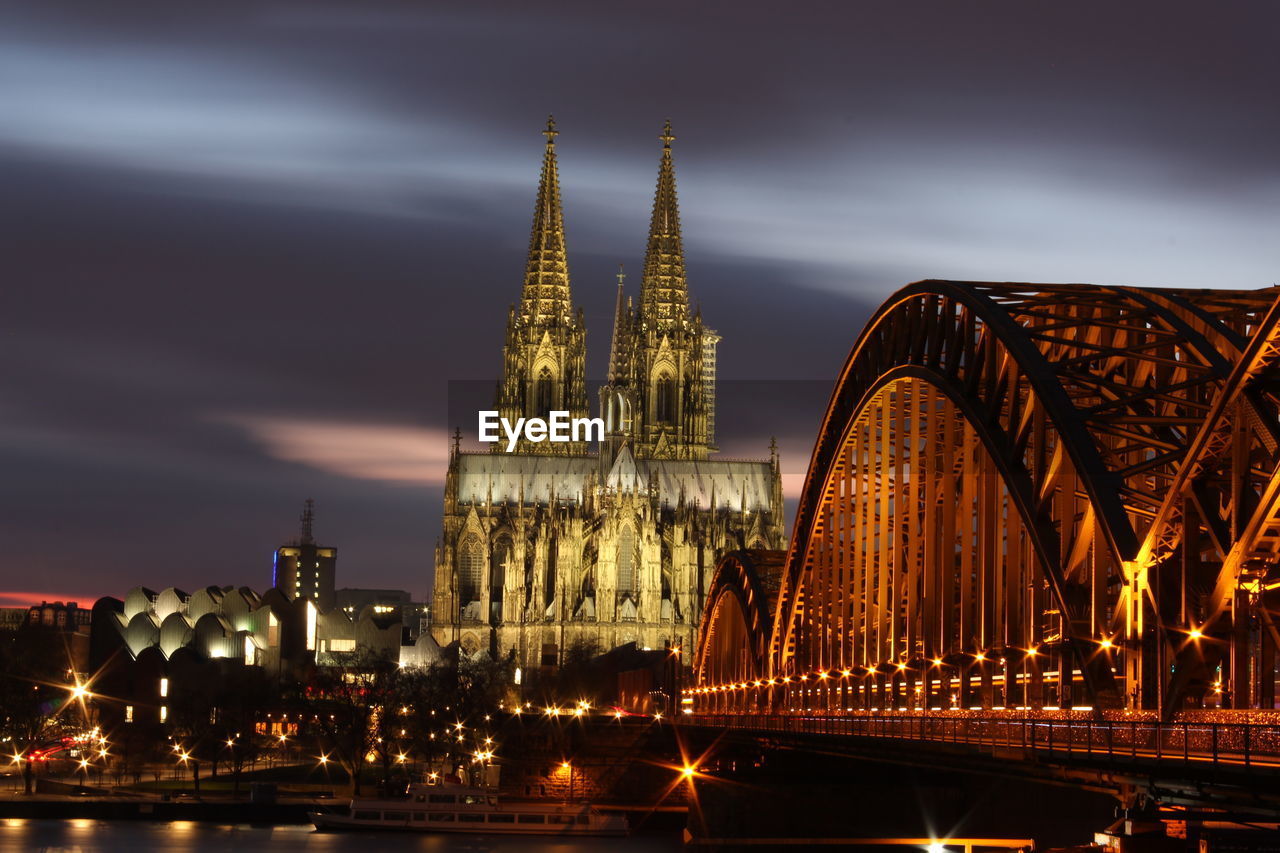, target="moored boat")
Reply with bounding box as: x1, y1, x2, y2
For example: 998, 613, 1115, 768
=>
309, 777, 628, 836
